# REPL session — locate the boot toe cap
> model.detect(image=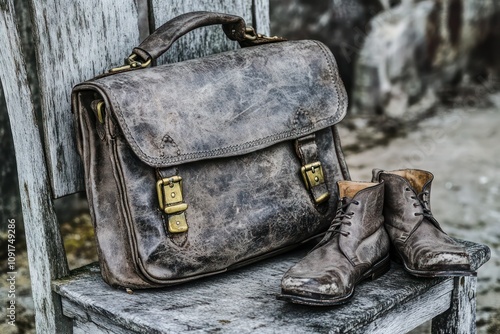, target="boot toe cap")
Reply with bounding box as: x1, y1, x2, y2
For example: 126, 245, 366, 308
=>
417, 250, 471, 271
281, 272, 347, 298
